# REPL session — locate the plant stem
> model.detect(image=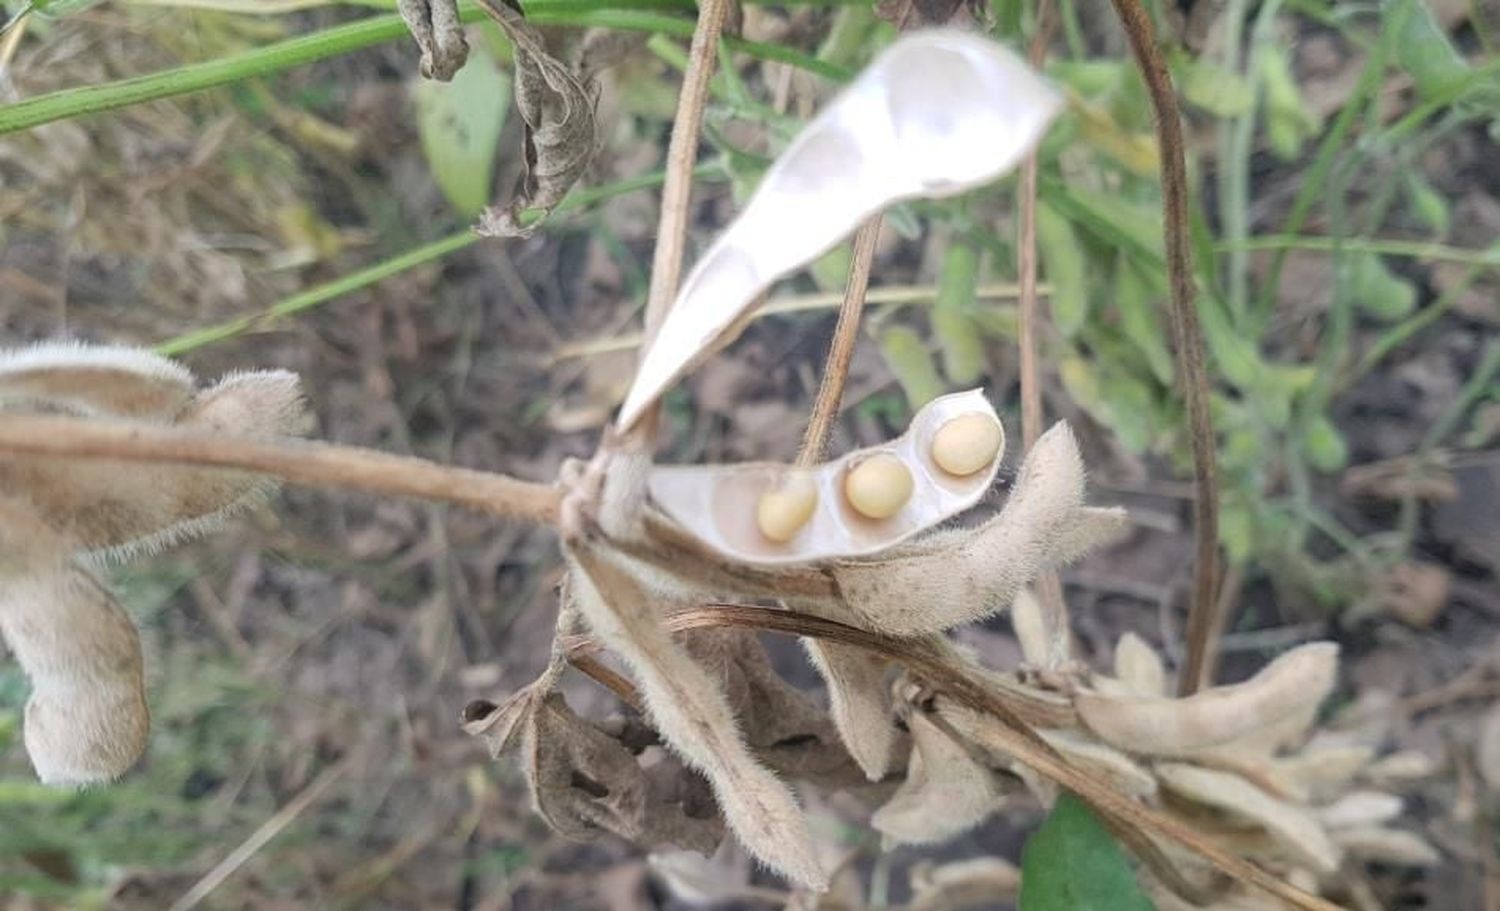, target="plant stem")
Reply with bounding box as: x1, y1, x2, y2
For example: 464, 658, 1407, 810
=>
628, 0, 729, 438
156, 163, 724, 356
797, 216, 881, 465
0, 2, 845, 137
1107, 0, 1221, 697
0, 415, 561, 524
